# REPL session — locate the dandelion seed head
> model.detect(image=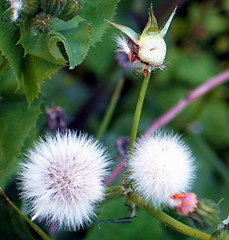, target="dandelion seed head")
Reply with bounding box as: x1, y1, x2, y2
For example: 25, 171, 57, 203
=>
128, 131, 195, 208
18, 131, 110, 230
